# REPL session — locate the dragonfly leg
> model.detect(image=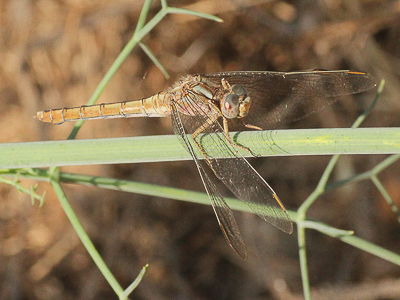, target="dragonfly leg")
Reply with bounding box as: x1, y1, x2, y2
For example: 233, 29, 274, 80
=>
222, 118, 258, 157
220, 78, 232, 91
191, 114, 220, 164
244, 123, 262, 130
